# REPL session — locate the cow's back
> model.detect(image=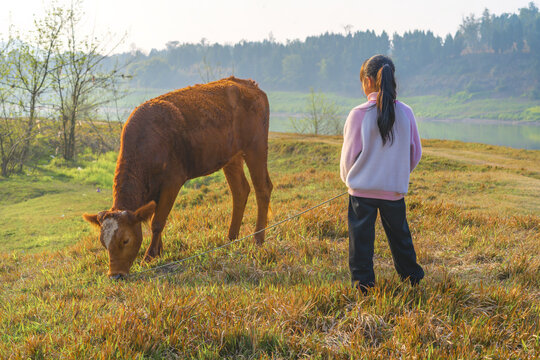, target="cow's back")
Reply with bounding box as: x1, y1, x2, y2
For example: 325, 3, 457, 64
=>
156, 77, 268, 135
119, 77, 269, 181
